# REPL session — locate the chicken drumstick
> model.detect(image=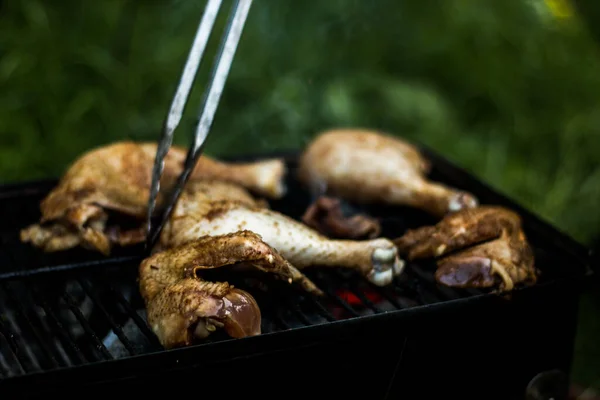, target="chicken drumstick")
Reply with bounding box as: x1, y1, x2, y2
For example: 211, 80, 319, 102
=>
157, 182, 405, 287
298, 128, 478, 218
